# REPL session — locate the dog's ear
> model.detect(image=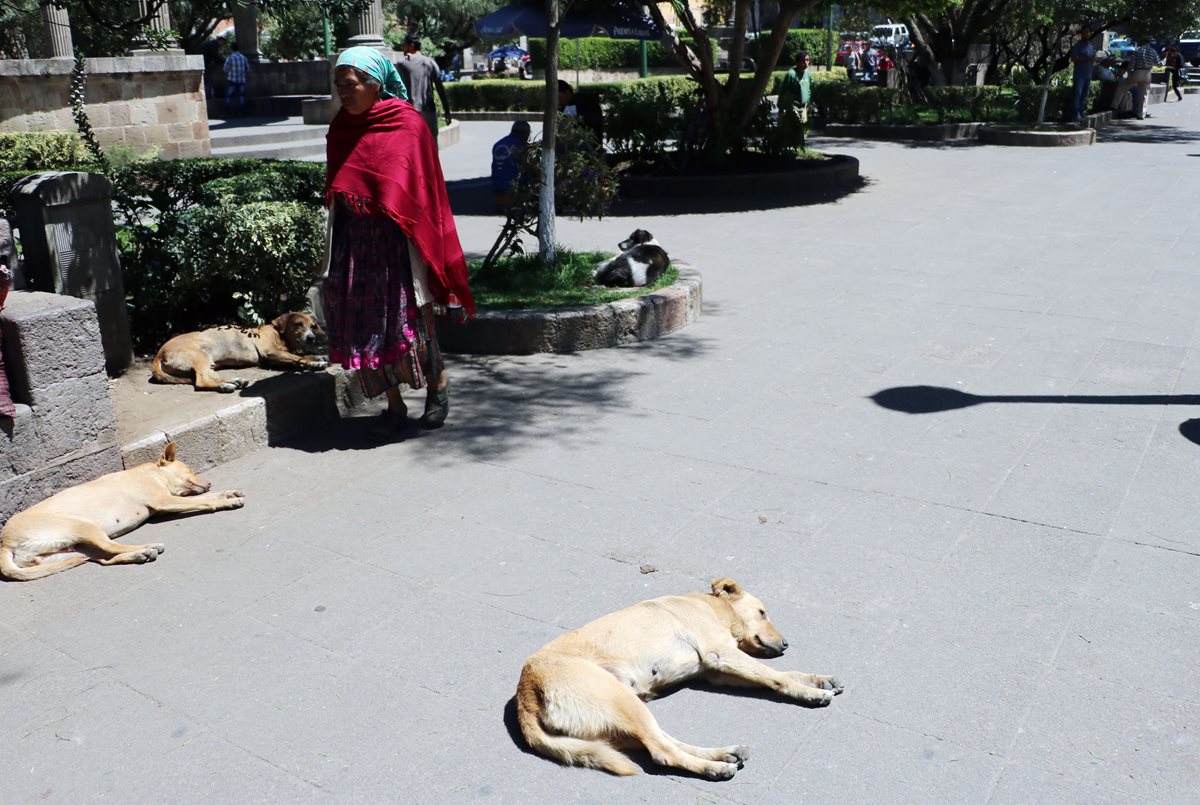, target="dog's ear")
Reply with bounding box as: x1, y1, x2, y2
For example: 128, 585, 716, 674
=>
157, 440, 178, 466
271, 313, 293, 334
711, 577, 744, 599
